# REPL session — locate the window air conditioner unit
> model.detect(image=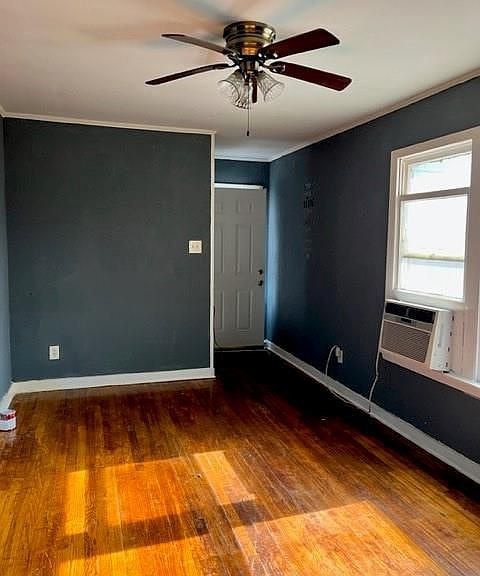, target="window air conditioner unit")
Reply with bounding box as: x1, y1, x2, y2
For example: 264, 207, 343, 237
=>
380, 300, 452, 372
